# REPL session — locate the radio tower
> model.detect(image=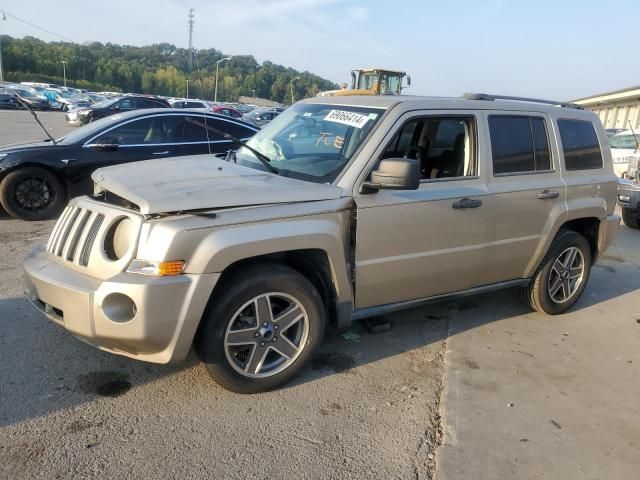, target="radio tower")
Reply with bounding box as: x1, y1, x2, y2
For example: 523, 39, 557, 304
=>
187, 8, 195, 72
